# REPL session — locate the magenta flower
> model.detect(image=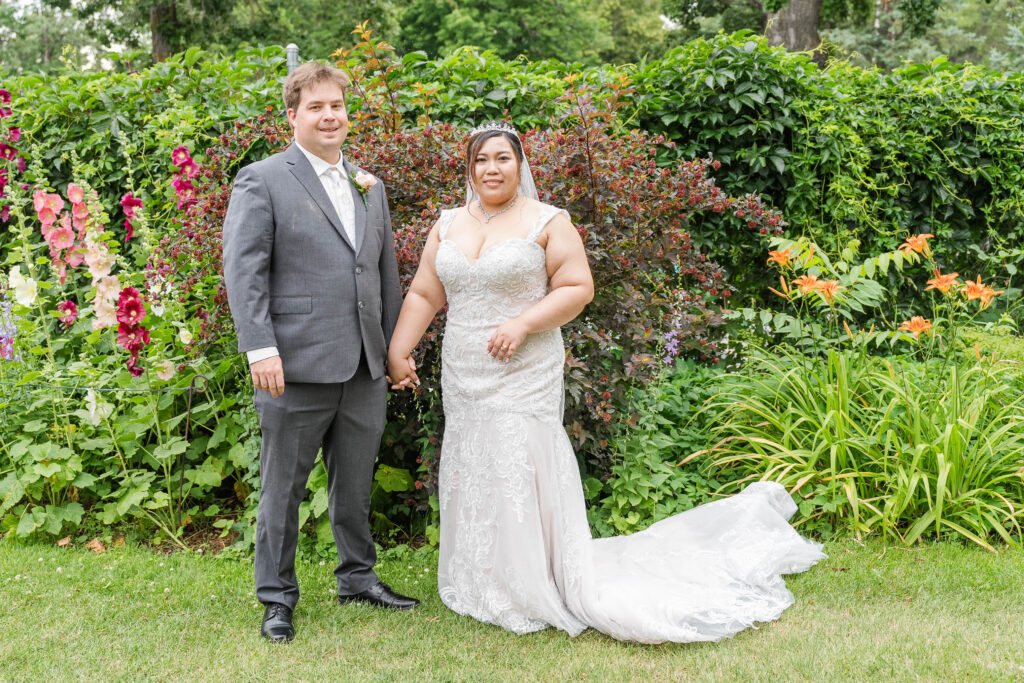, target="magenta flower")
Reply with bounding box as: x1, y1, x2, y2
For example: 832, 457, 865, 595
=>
0, 89, 10, 104
57, 300, 78, 327
178, 159, 200, 178
171, 146, 192, 166
0, 143, 14, 160
15, 156, 24, 173
6, 127, 19, 143
120, 192, 143, 217
117, 321, 151, 350
116, 288, 146, 326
